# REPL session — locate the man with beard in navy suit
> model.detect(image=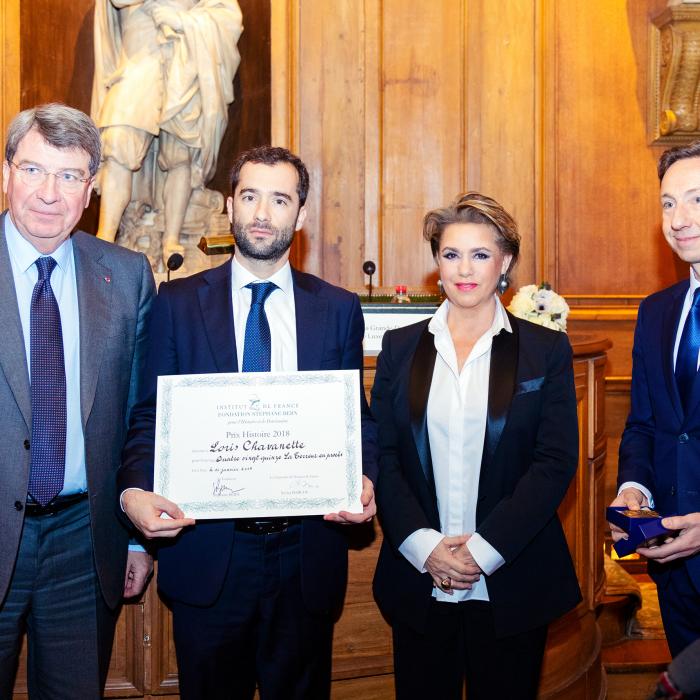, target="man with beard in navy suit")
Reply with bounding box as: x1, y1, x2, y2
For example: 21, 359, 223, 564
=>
119, 146, 378, 700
